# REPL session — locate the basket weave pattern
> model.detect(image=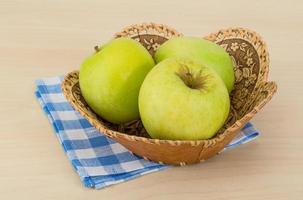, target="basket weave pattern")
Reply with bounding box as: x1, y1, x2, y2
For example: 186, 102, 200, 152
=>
62, 23, 277, 165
